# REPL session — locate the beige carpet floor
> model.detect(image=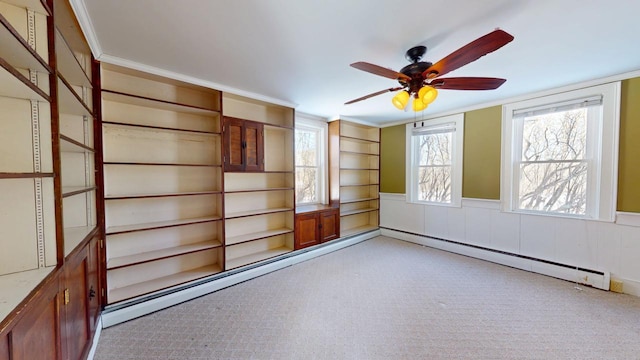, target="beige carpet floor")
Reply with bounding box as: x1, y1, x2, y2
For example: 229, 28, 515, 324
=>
94, 236, 640, 359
